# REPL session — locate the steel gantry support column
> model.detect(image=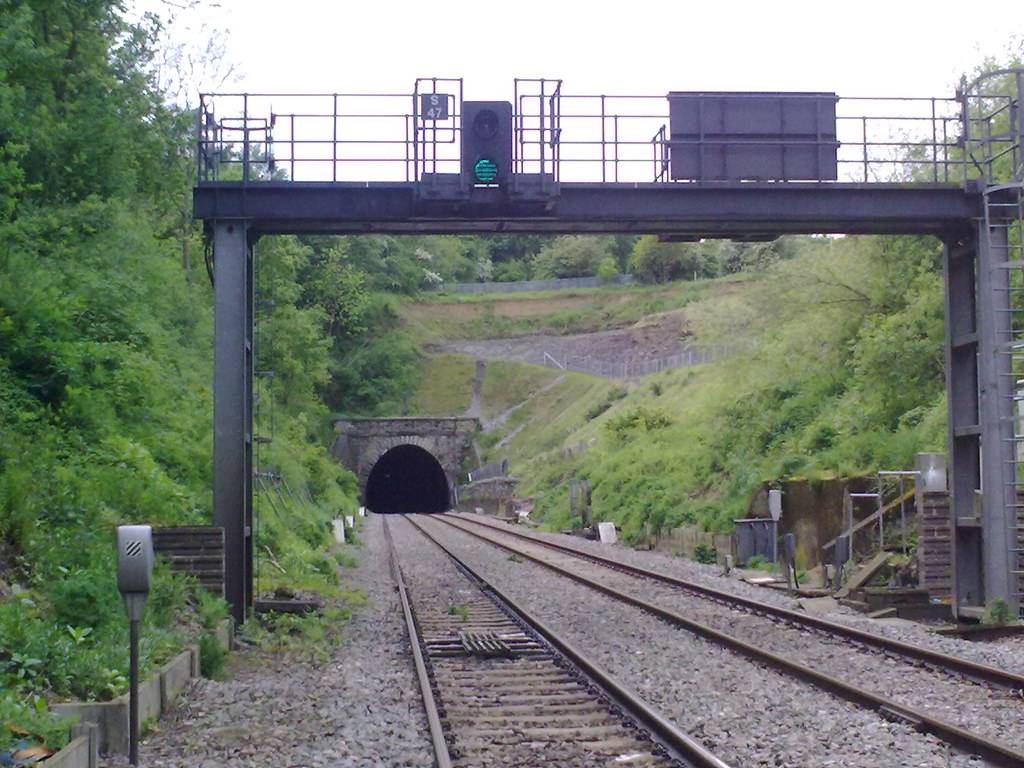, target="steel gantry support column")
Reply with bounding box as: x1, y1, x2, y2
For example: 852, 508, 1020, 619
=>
944, 234, 982, 610
978, 218, 1017, 614
213, 221, 254, 624
946, 221, 1018, 616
